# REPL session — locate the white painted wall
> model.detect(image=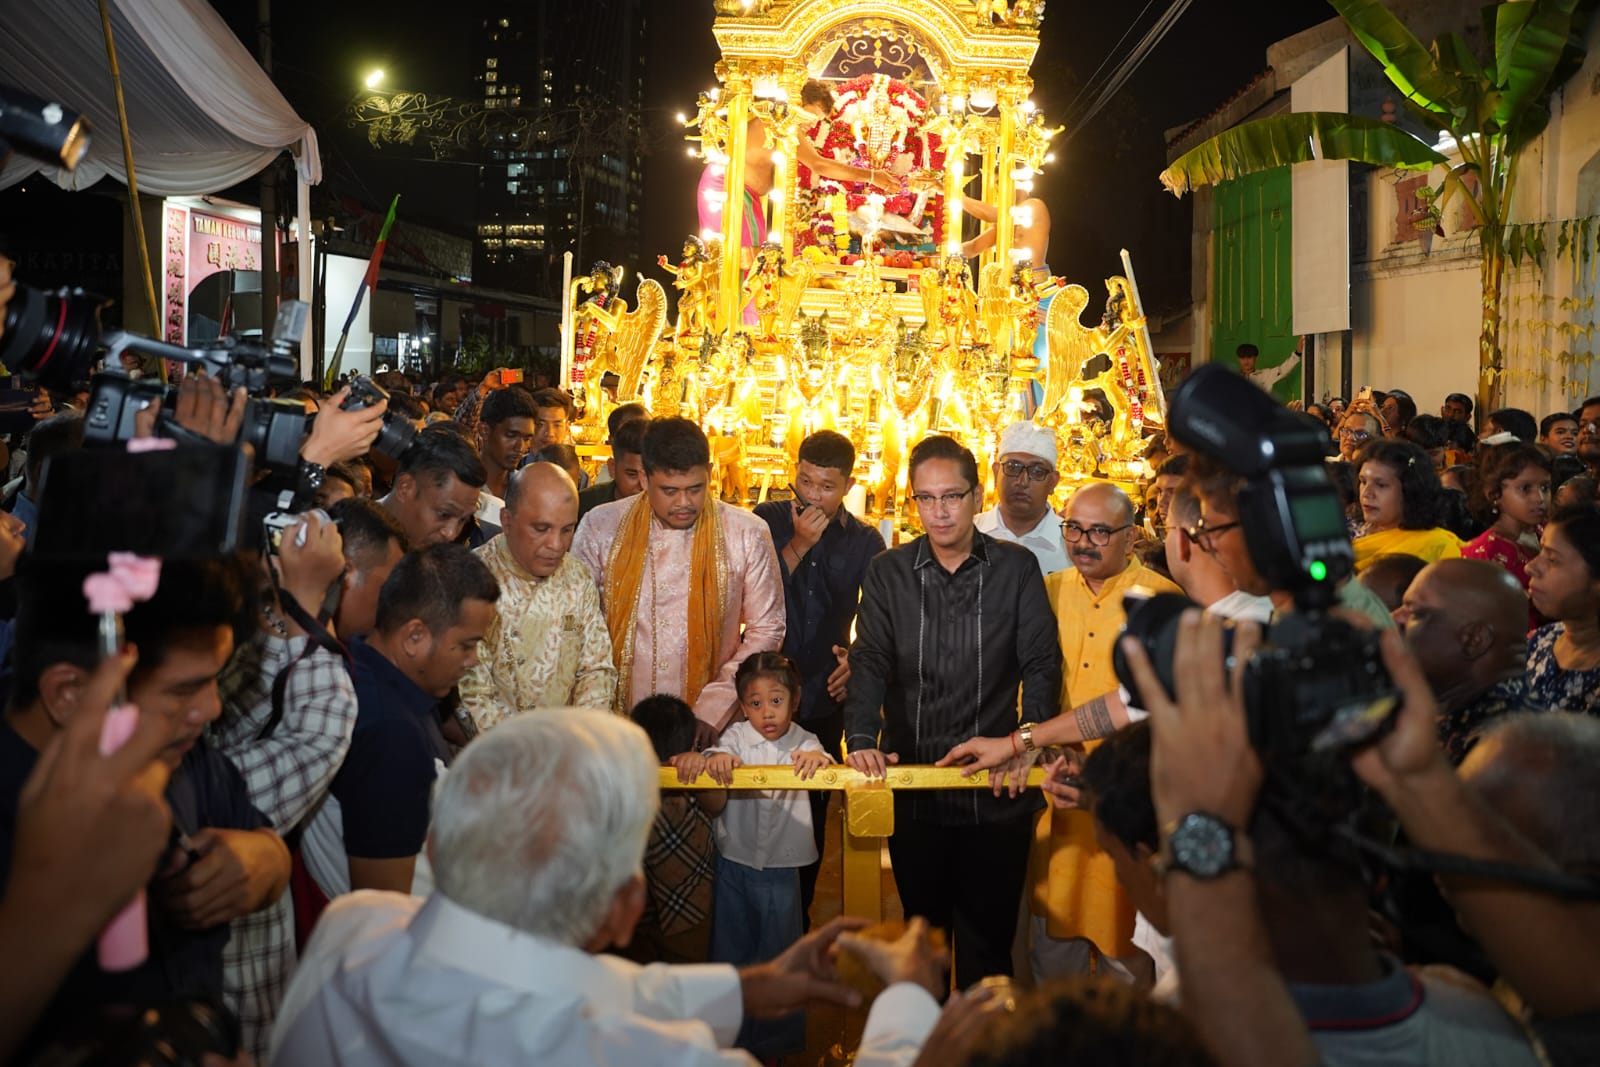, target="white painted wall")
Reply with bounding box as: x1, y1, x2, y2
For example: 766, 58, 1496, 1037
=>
1349, 255, 1480, 405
